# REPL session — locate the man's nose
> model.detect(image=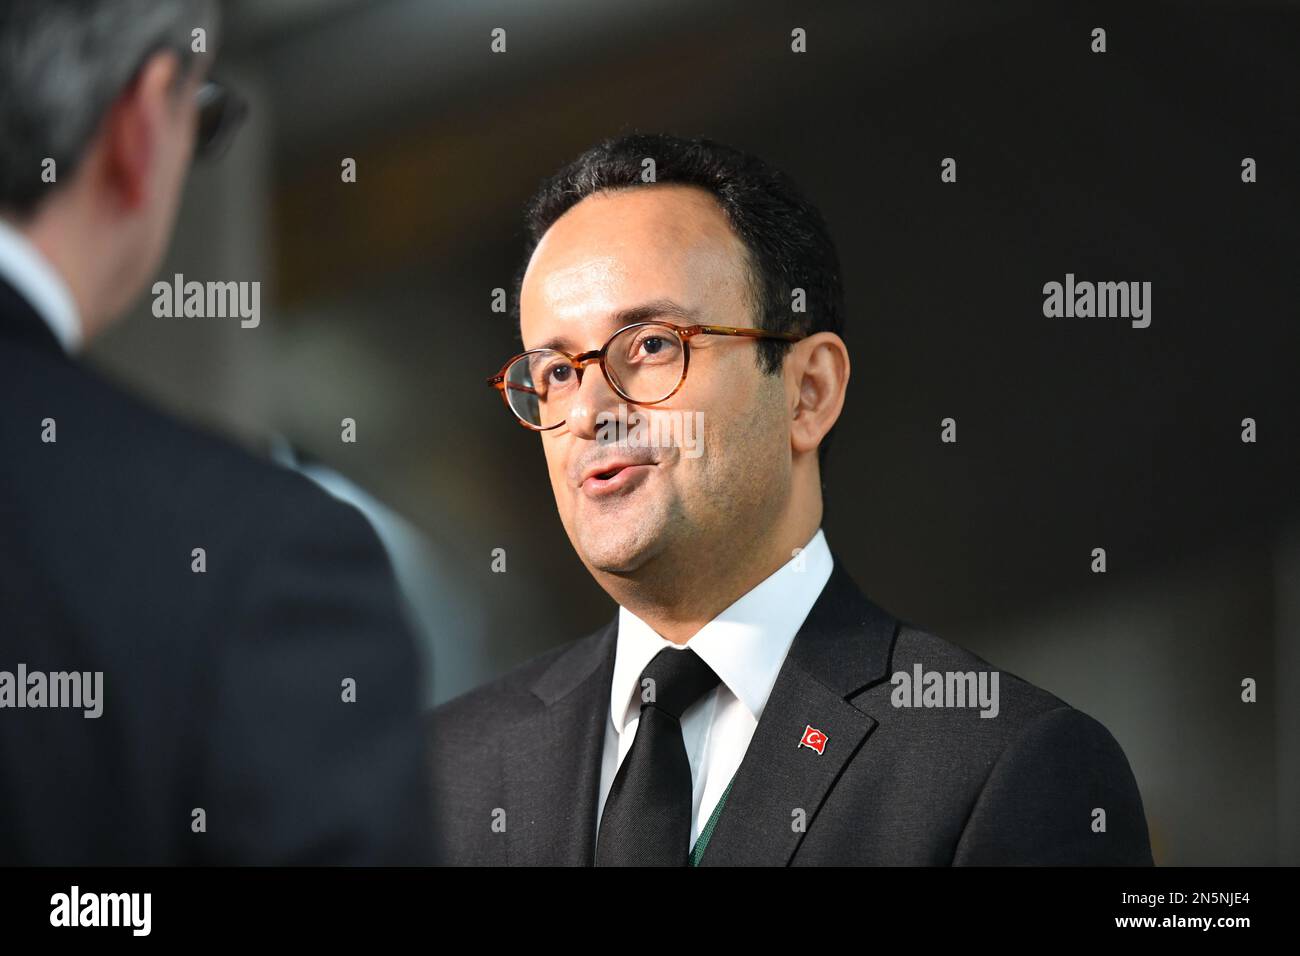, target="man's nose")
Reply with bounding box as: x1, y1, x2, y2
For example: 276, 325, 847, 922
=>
565, 360, 623, 440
